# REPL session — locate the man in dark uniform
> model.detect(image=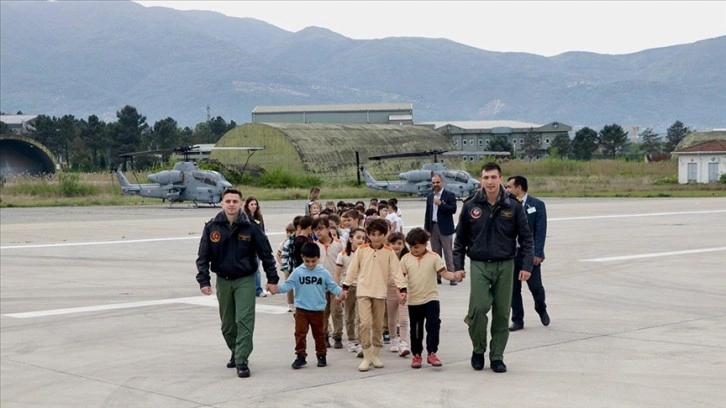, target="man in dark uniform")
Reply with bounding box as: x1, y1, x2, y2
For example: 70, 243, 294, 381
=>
196, 188, 279, 378
453, 163, 533, 373
424, 174, 458, 285
506, 176, 550, 331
